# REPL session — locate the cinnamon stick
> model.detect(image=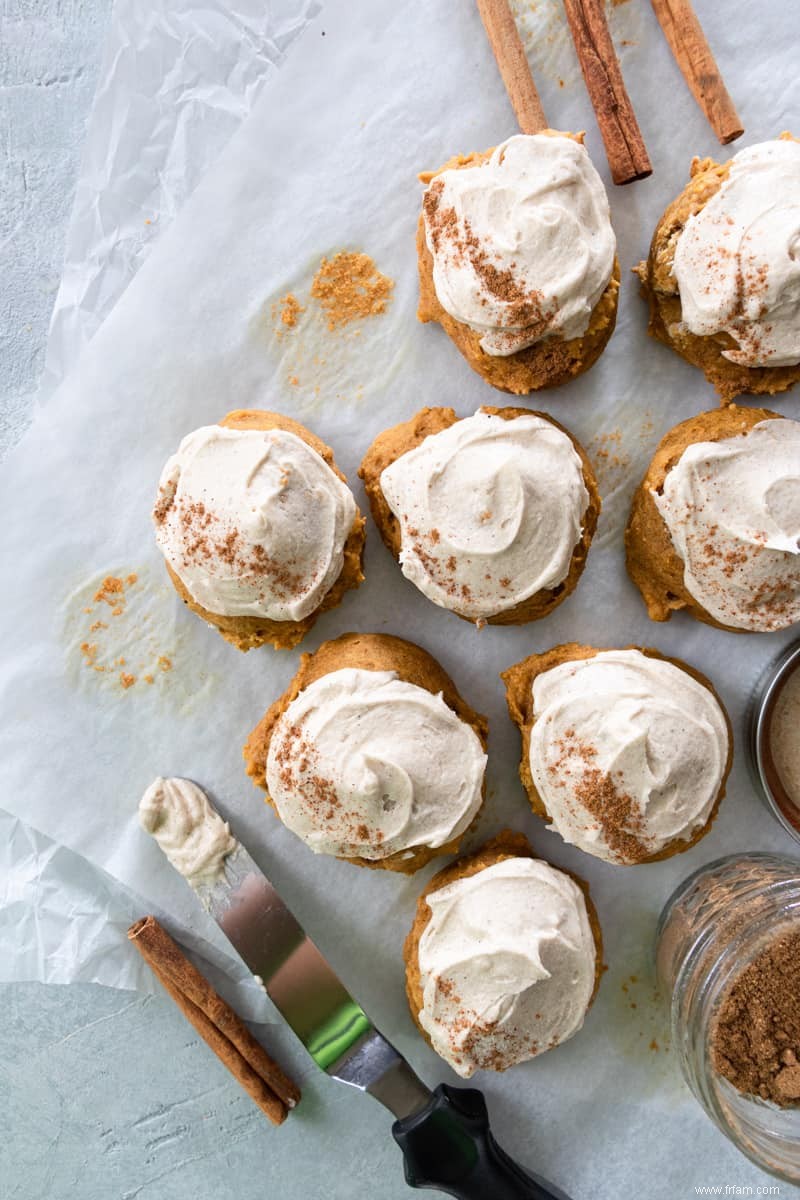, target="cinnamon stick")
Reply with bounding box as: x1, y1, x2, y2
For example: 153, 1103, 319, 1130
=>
476, 0, 548, 134
128, 916, 300, 1125
649, 0, 743, 145
562, 0, 652, 185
